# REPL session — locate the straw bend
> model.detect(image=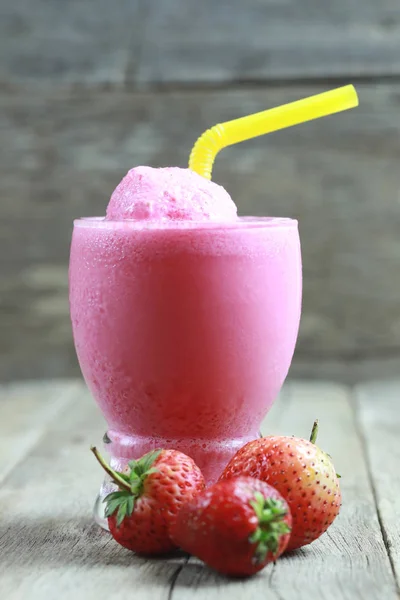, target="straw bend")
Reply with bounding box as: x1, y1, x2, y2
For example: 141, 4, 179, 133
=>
189, 124, 227, 180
